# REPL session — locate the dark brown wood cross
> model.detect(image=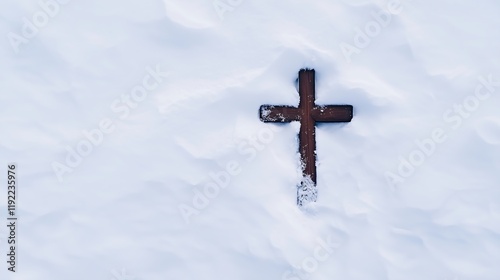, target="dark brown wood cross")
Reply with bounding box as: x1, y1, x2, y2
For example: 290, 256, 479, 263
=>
259, 69, 353, 206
